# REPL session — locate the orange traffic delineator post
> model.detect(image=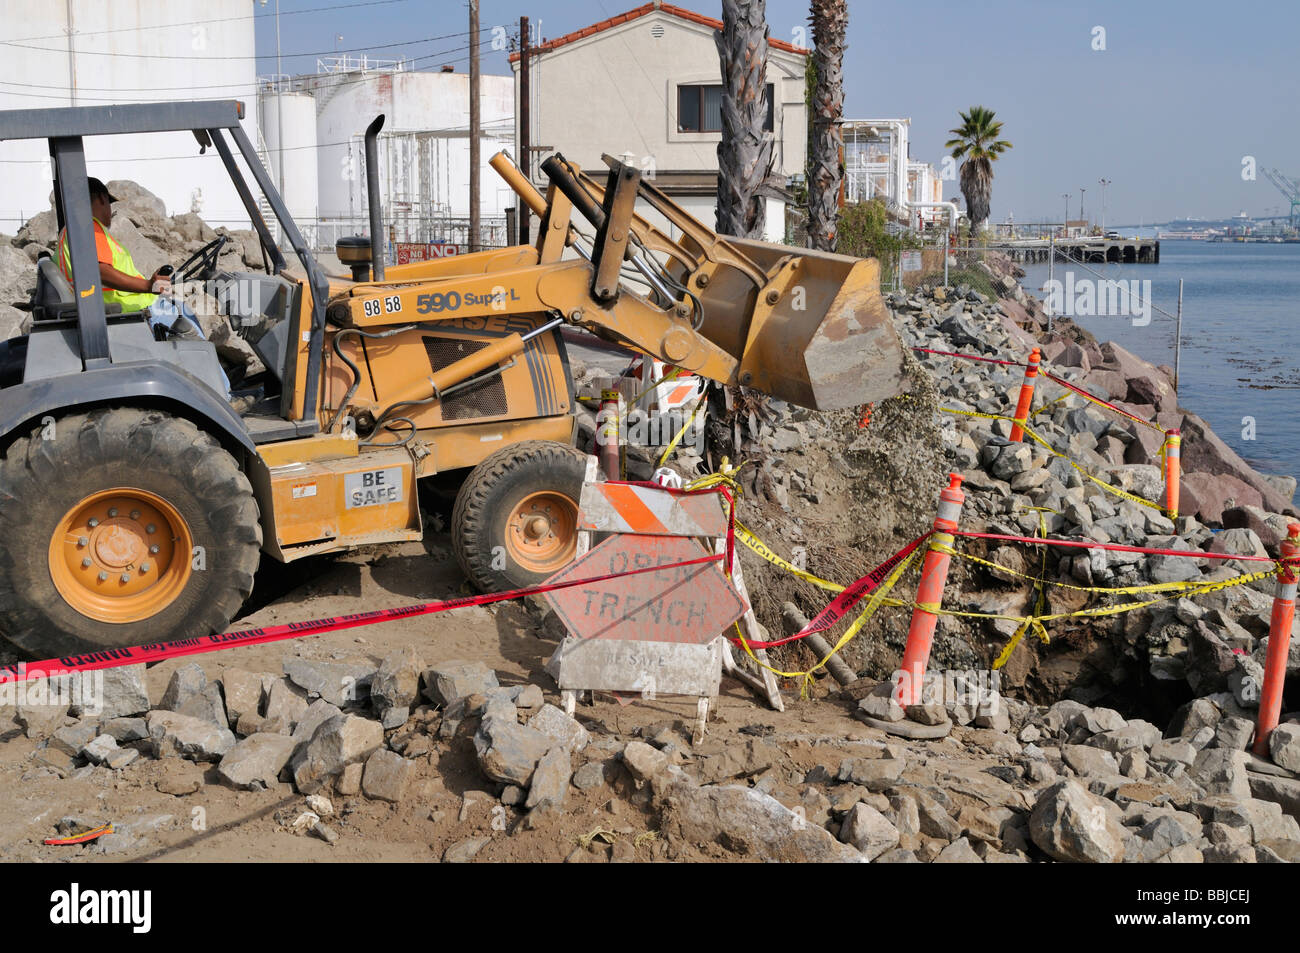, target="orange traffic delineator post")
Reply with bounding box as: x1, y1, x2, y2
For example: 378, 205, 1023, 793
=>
1008, 347, 1041, 443
1255, 523, 1300, 758
1163, 429, 1181, 520
895, 473, 966, 707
